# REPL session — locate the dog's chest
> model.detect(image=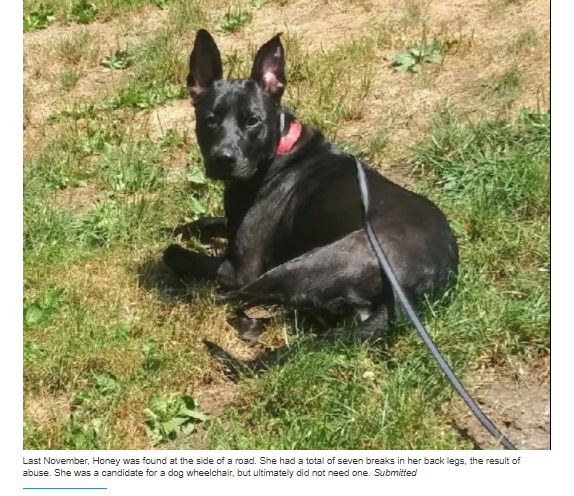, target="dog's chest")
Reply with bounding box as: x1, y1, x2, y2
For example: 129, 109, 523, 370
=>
224, 174, 297, 286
